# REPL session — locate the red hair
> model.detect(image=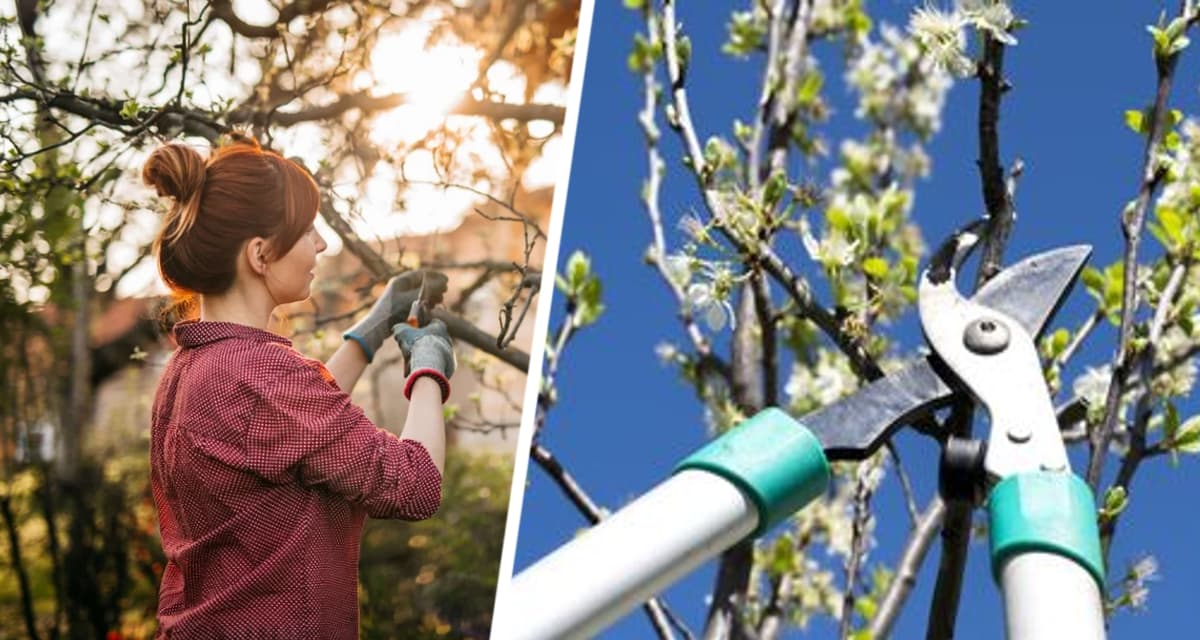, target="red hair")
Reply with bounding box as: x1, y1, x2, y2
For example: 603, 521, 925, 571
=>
142, 135, 320, 321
